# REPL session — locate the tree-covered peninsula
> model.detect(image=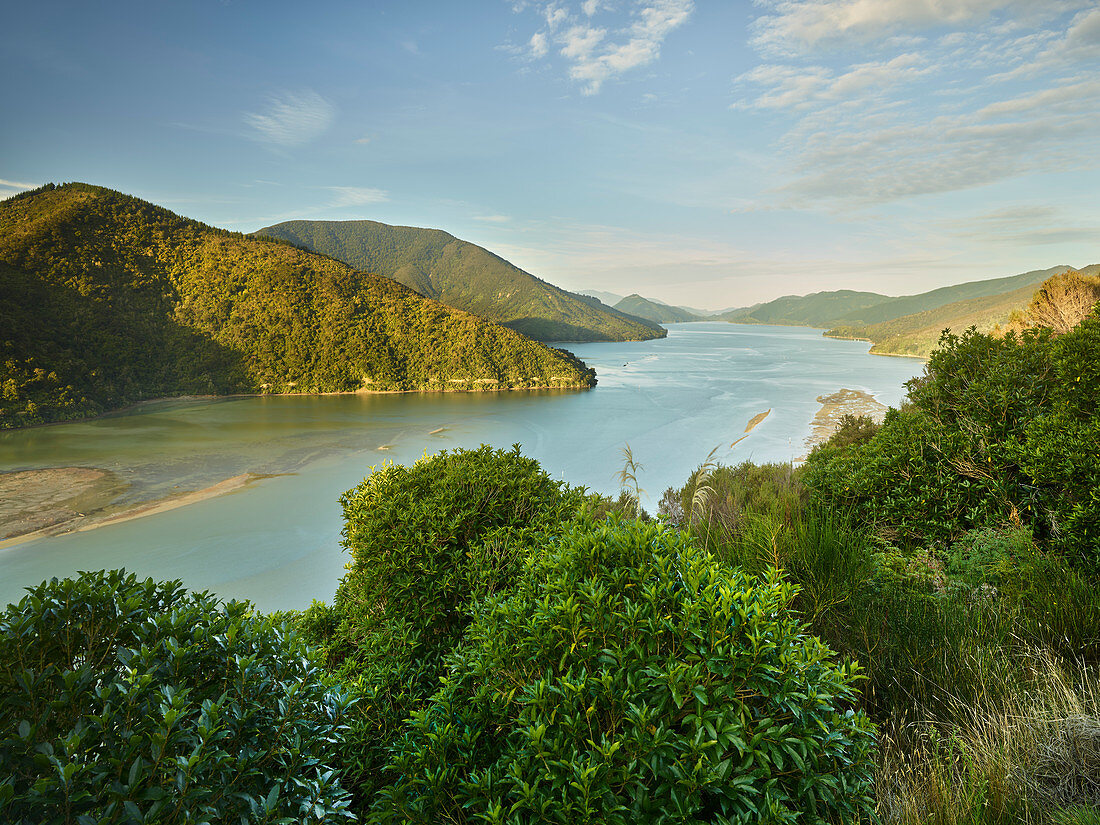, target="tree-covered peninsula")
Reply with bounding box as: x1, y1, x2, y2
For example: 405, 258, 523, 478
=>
256, 218, 667, 343
0, 184, 596, 429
